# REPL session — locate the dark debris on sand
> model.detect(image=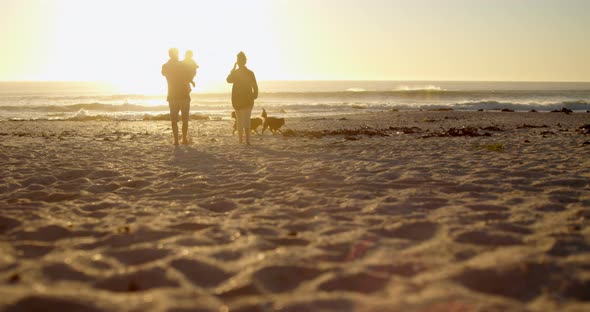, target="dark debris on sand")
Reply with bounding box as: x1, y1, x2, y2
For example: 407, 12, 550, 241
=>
388, 126, 423, 134
421, 127, 492, 138
280, 121, 590, 140
517, 124, 549, 129
551, 107, 574, 114
578, 124, 590, 135
282, 124, 501, 140
282, 127, 390, 139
